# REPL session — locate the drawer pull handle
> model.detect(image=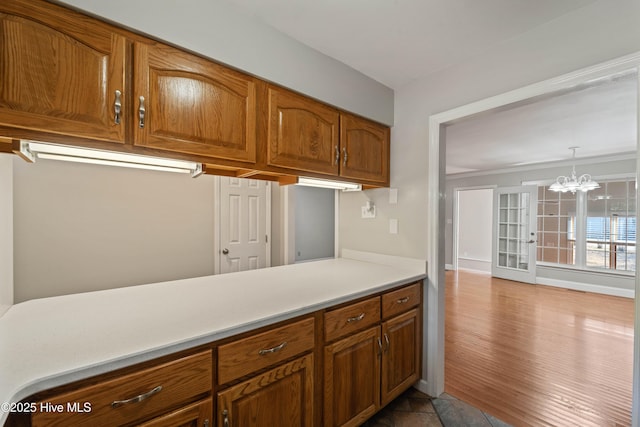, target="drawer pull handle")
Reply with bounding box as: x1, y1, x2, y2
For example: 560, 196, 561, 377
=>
258, 341, 287, 356
111, 385, 162, 408
347, 312, 365, 323
397, 296, 410, 304
223, 409, 230, 427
